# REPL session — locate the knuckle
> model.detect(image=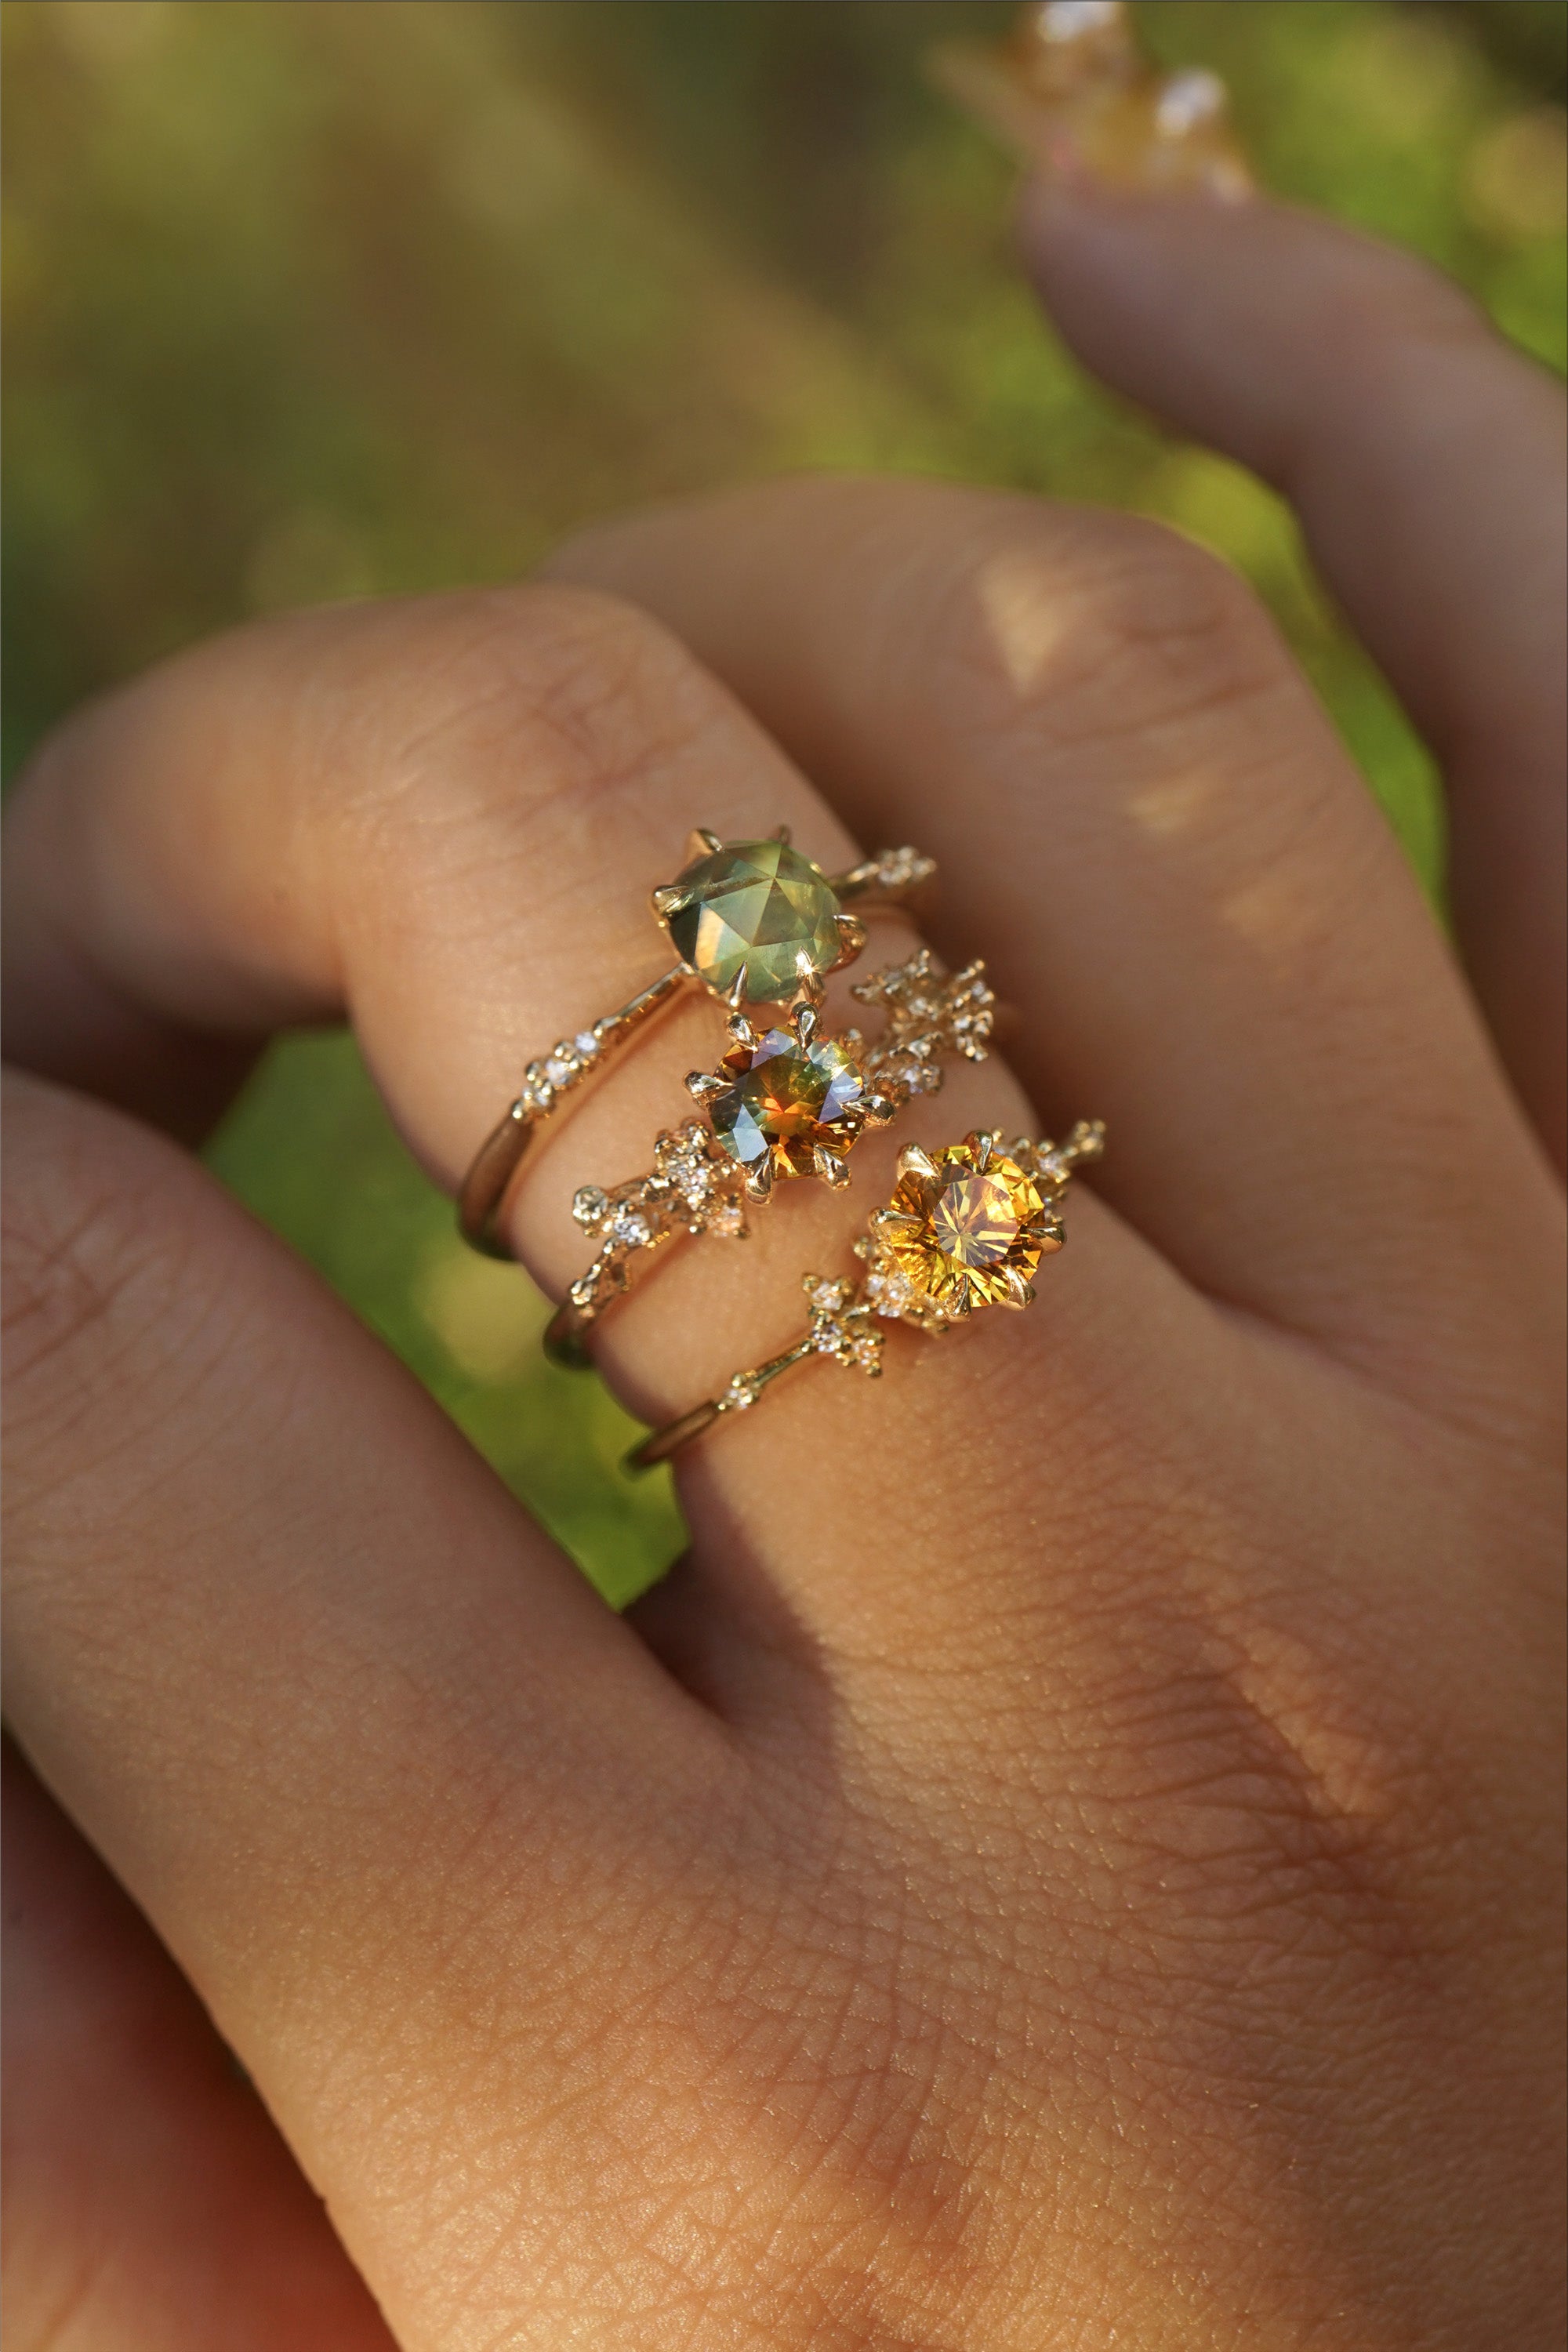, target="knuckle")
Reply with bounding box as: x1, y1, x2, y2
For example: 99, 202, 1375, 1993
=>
321, 581, 720, 873
938, 503, 1294, 759
925, 499, 1374, 896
